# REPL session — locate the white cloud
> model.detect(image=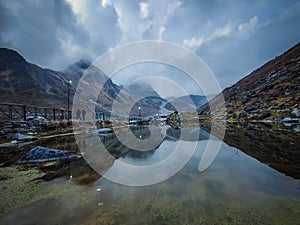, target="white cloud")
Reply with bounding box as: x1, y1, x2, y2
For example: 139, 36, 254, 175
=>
238, 16, 258, 32
65, 0, 88, 20
212, 24, 232, 39
113, 2, 142, 42
101, 0, 111, 8
167, 0, 183, 15
158, 26, 166, 40
183, 23, 232, 49
139, 2, 149, 19
113, 0, 184, 42
183, 37, 204, 48
66, 0, 119, 45
114, 5, 124, 30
